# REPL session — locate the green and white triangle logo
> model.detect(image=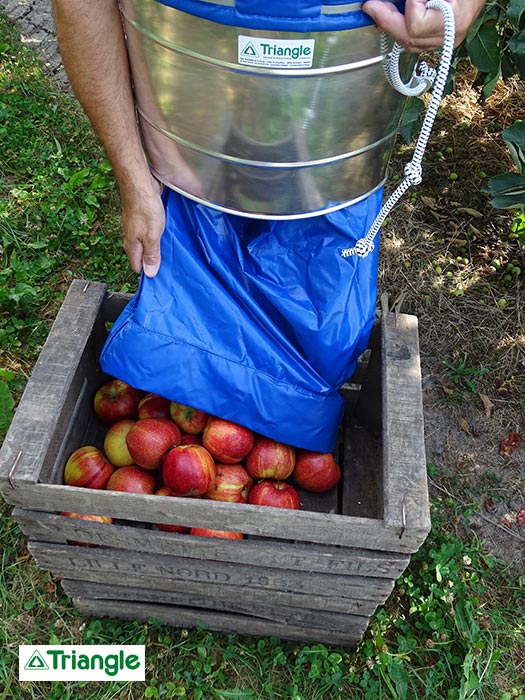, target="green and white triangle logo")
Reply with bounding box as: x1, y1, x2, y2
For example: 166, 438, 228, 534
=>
241, 42, 258, 58
24, 650, 49, 671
